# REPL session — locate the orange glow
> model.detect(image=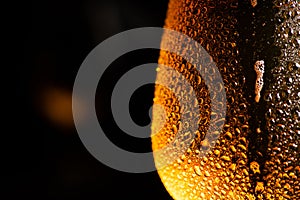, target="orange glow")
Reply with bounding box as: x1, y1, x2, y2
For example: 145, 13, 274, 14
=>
40, 87, 74, 129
